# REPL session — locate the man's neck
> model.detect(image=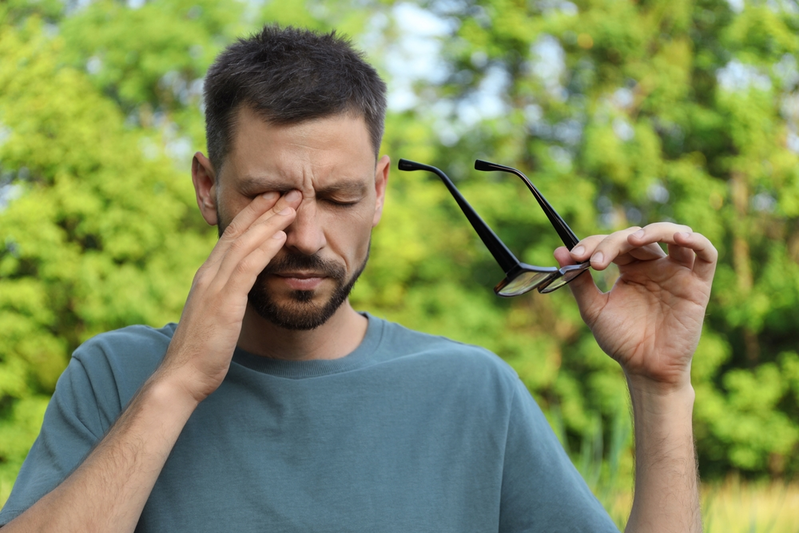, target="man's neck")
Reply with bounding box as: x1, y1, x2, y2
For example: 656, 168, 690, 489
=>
236, 301, 368, 361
